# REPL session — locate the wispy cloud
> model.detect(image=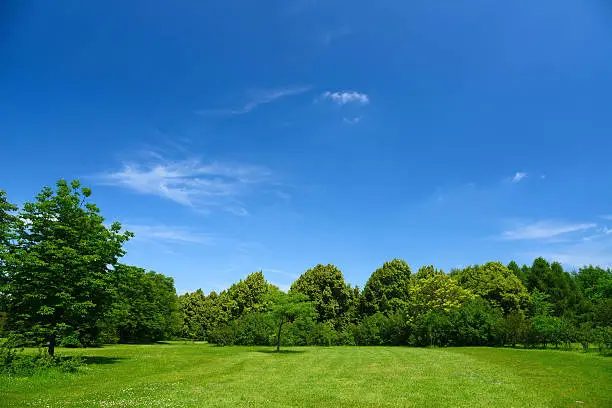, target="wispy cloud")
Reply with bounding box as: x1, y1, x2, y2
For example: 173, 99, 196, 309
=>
196, 86, 310, 116
535, 233, 612, 268
343, 116, 362, 124
510, 172, 528, 183
601, 215, 612, 221
126, 224, 215, 245
502, 220, 596, 240
322, 27, 352, 47
97, 155, 273, 214
322, 91, 369, 106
